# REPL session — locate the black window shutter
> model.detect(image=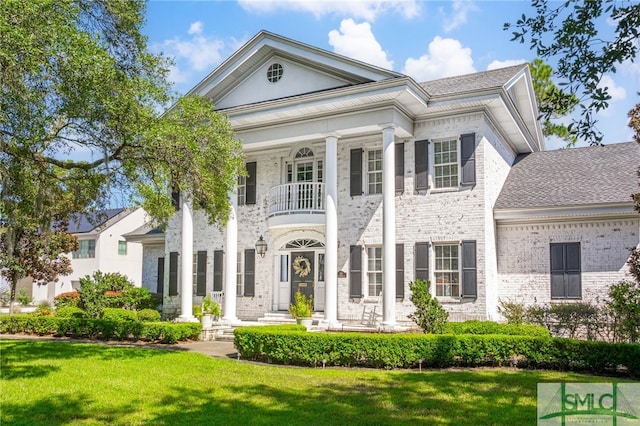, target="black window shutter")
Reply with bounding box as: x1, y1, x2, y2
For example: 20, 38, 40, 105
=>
156, 257, 165, 295
395, 143, 404, 194
213, 250, 223, 292
169, 252, 178, 296
415, 140, 429, 191
396, 243, 404, 298
460, 133, 476, 186
461, 240, 477, 298
196, 251, 207, 296
244, 249, 255, 297
349, 245, 363, 297
350, 149, 363, 196
246, 162, 257, 205
415, 242, 429, 282
550, 243, 581, 299
171, 187, 180, 211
